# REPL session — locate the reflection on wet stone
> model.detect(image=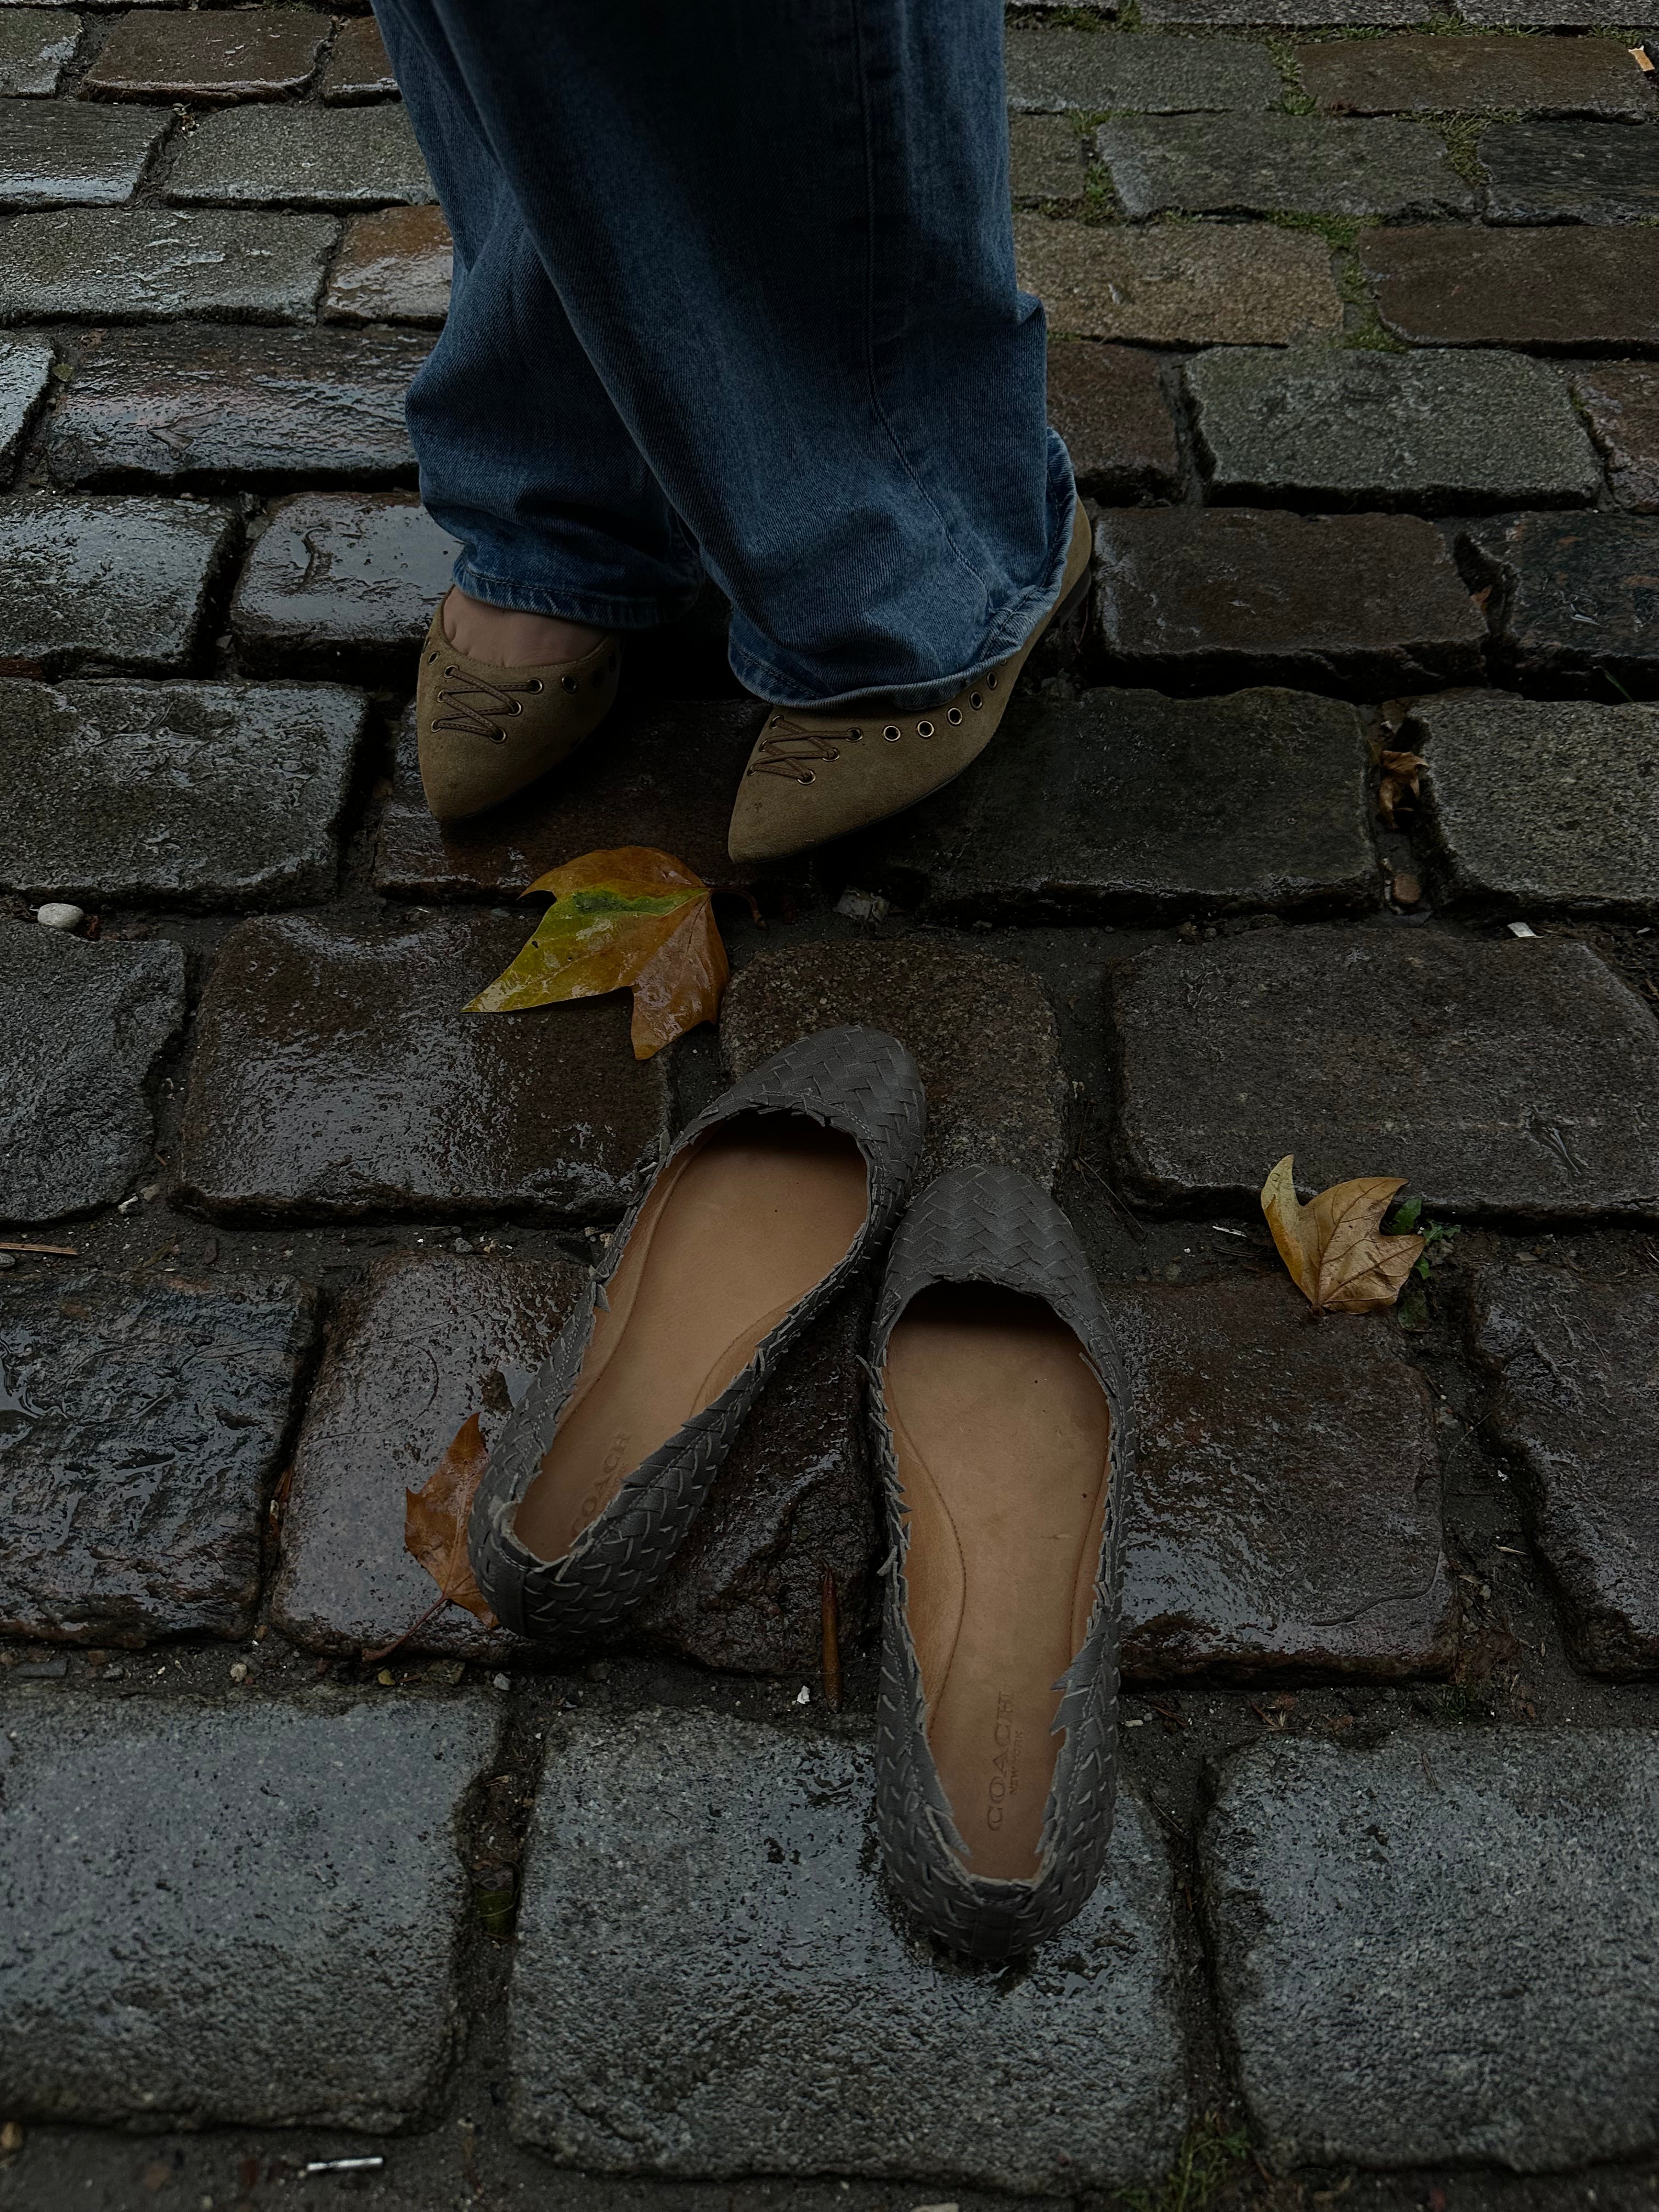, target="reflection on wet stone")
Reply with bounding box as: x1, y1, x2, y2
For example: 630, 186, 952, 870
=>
177, 909, 666, 1223
0, 1274, 315, 1644
230, 491, 458, 673
48, 326, 427, 486
321, 204, 450, 323
1111, 1278, 1453, 1680
0, 493, 234, 672
0, 918, 184, 1222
